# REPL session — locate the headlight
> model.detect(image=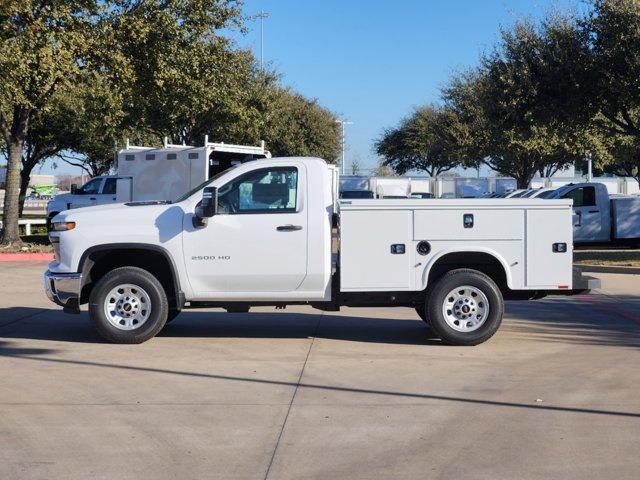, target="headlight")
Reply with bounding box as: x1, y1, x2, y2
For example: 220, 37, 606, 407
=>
52, 221, 76, 231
